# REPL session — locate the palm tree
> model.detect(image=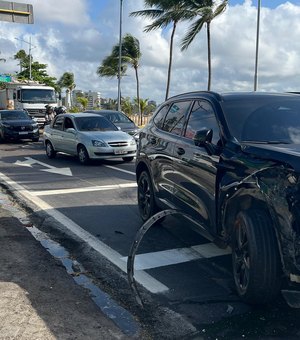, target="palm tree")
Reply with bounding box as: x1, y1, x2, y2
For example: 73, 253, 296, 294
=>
181, 0, 228, 91
14, 49, 27, 73
110, 34, 142, 119
122, 97, 133, 116
130, 0, 190, 101
57, 72, 76, 108
134, 97, 149, 125
97, 54, 127, 79
77, 96, 88, 111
